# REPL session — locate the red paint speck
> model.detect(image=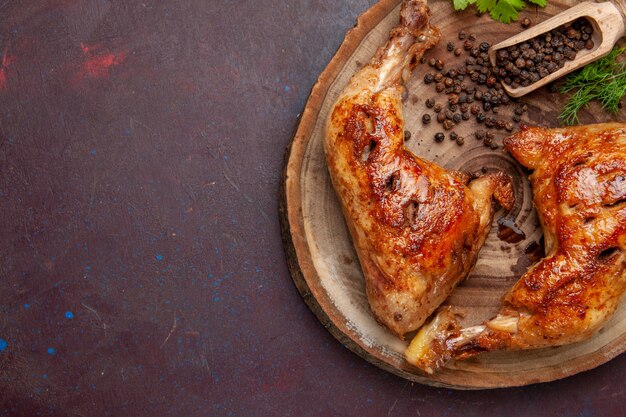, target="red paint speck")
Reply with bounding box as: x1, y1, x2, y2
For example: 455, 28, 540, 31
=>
0, 48, 16, 91
78, 43, 126, 79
